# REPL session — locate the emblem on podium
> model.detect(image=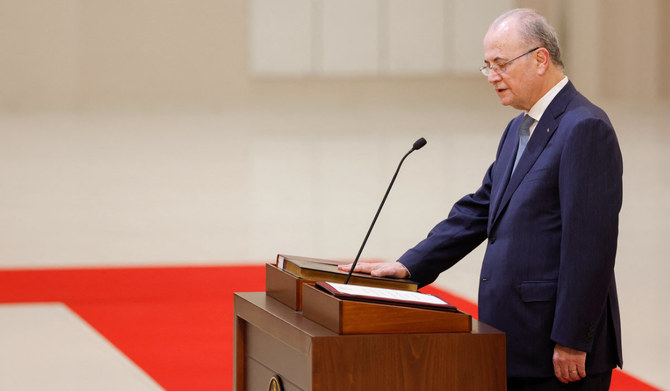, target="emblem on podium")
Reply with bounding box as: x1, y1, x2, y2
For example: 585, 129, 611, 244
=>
268, 375, 283, 391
